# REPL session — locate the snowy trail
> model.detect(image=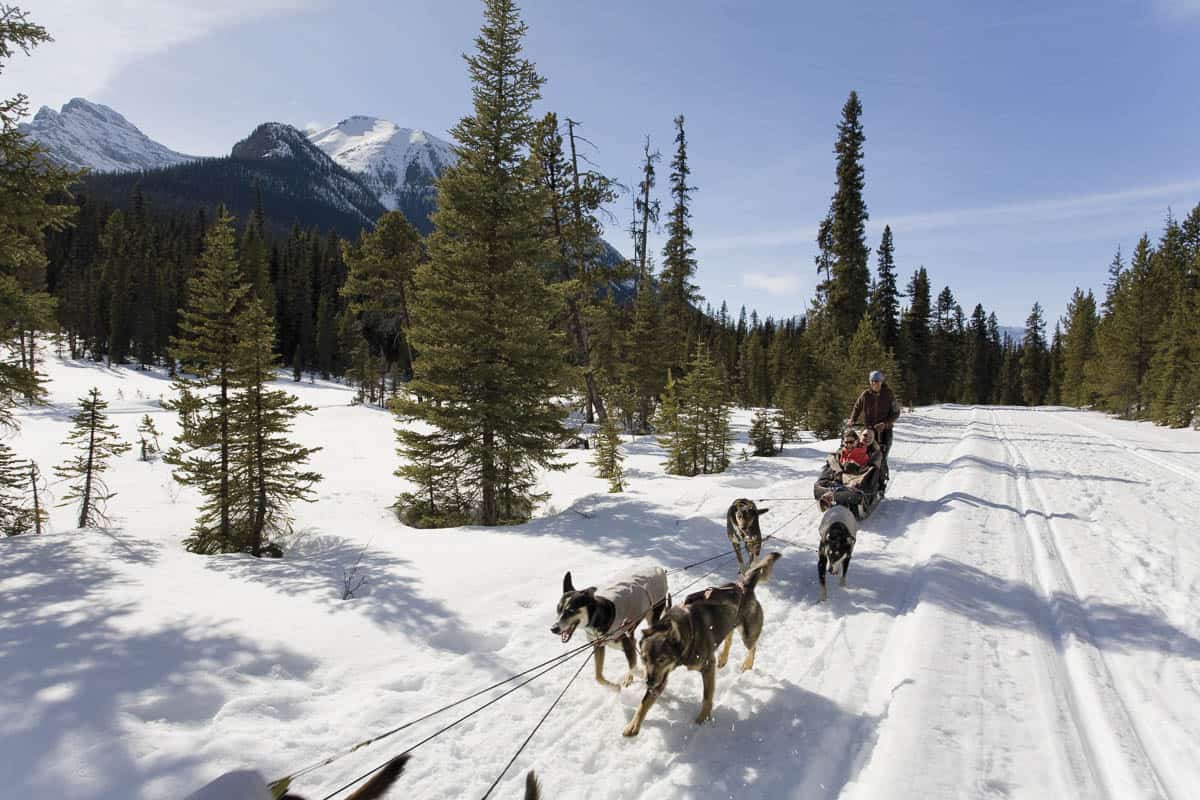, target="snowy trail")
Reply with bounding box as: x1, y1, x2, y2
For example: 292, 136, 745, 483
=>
3, 359, 1199, 800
